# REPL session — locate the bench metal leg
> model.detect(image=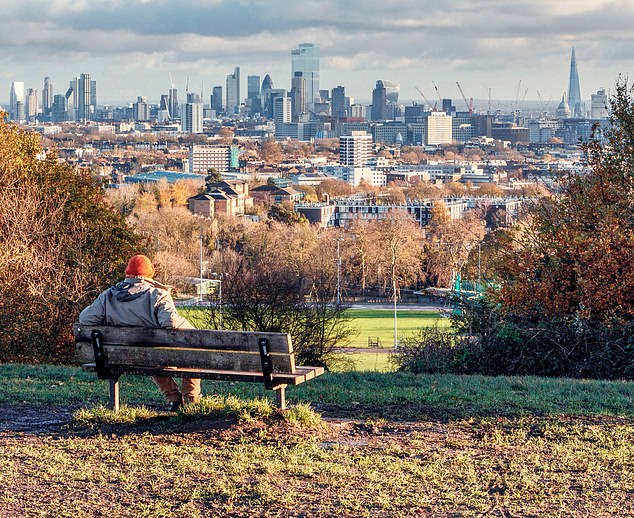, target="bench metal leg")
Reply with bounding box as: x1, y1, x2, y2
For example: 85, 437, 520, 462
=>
275, 385, 287, 410
109, 379, 120, 413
